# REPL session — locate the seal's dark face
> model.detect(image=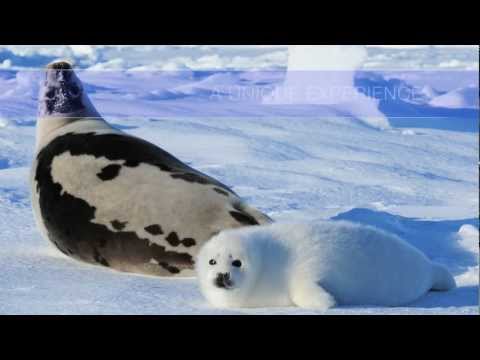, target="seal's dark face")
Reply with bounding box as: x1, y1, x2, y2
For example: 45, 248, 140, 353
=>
40, 61, 84, 116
